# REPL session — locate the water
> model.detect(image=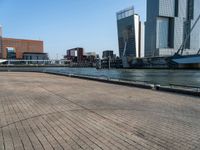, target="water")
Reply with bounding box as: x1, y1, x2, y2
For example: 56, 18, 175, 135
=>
42, 67, 200, 87
1, 67, 200, 87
